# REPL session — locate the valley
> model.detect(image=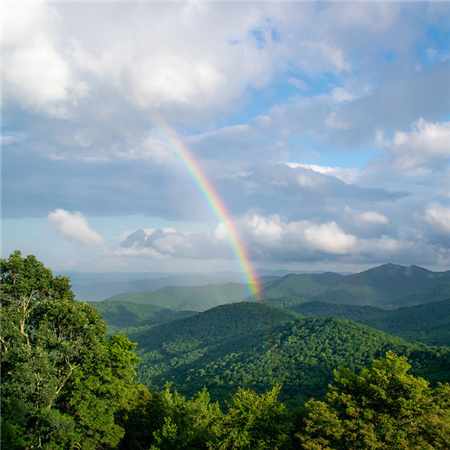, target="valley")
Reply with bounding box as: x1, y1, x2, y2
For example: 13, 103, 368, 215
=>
88, 263, 450, 408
